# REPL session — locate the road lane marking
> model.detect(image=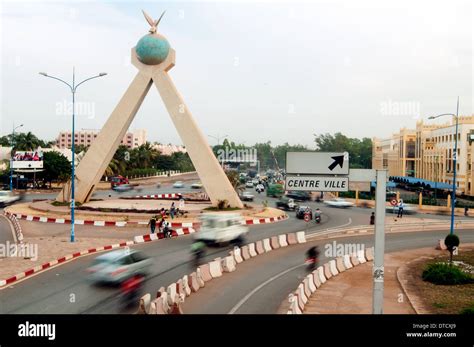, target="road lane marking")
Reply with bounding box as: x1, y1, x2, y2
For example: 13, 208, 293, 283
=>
228, 263, 305, 314
307, 217, 352, 237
